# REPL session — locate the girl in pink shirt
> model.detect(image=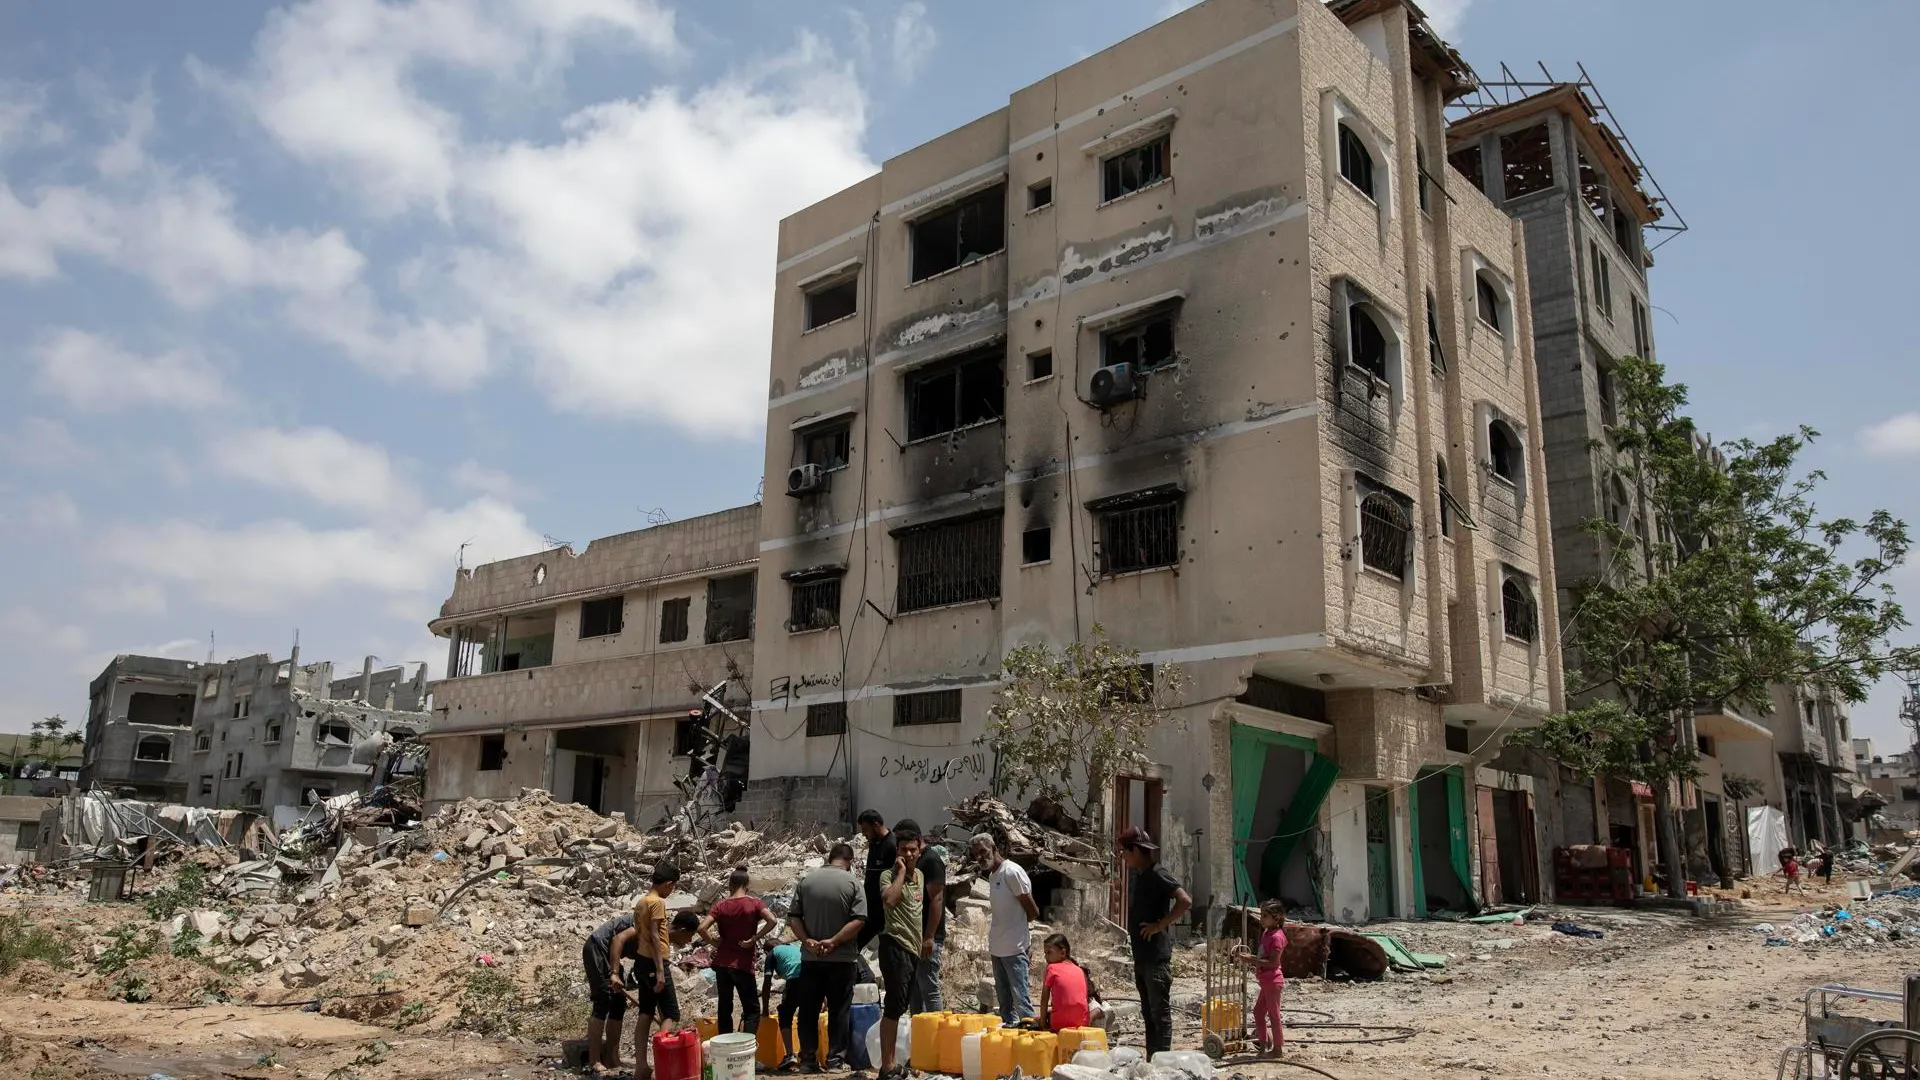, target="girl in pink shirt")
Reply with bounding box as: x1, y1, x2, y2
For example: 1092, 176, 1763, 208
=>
1235, 900, 1288, 1057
